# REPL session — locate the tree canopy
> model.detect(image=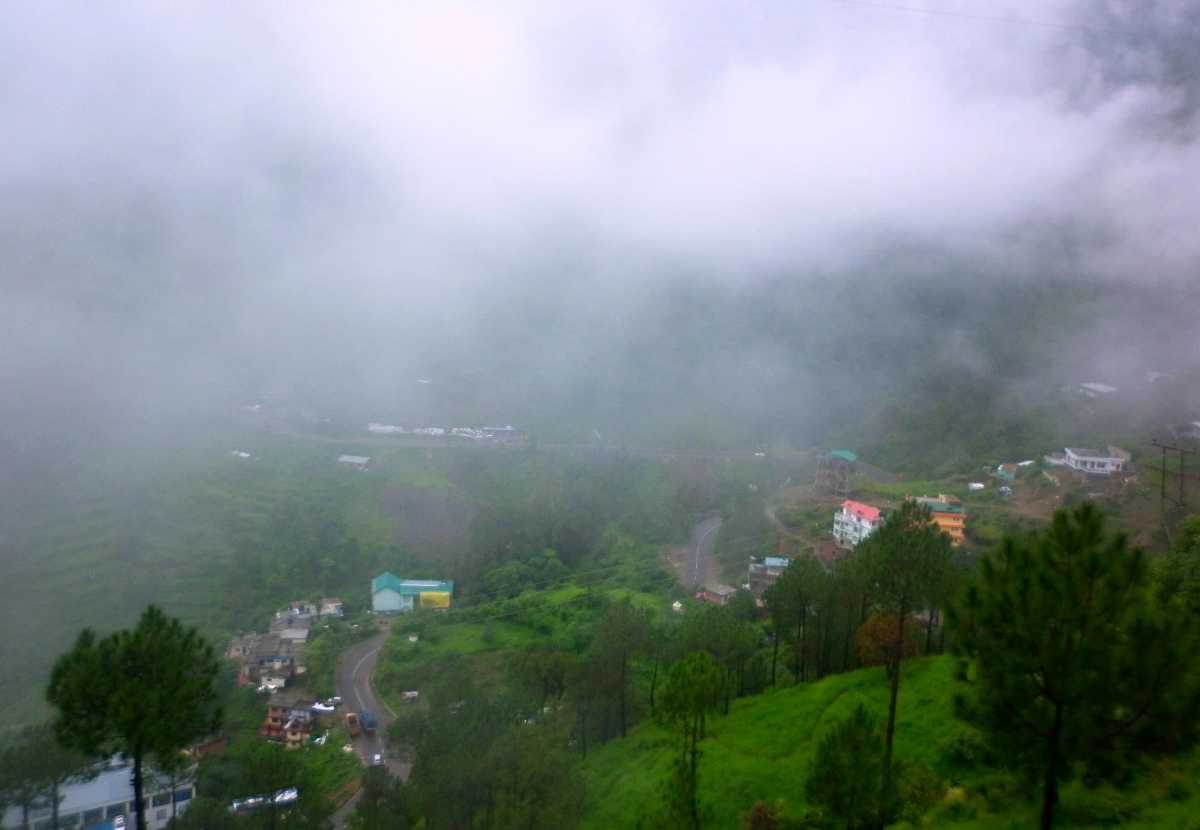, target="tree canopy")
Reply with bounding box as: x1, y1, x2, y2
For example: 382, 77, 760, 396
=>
46, 605, 221, 830
951, 503, 1200, 830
